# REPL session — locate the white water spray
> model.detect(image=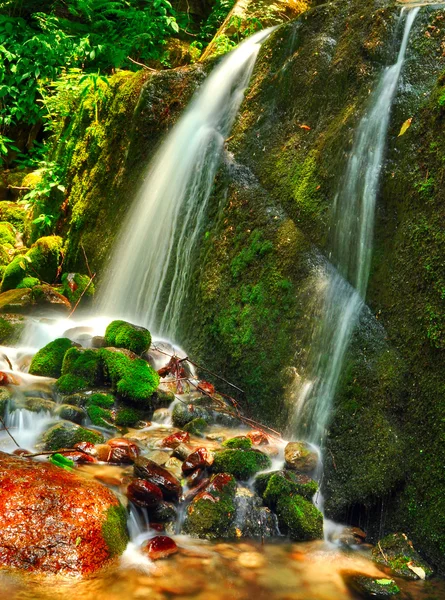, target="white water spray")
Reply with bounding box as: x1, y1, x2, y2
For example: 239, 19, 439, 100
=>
293, 8, 420, 445
98, 29, 274, 339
